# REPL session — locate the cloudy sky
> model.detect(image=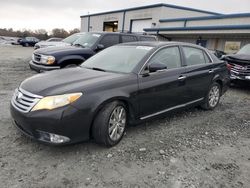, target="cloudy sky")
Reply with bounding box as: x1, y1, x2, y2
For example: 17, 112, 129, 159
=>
0, 0, 250, 31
